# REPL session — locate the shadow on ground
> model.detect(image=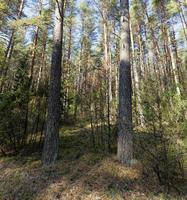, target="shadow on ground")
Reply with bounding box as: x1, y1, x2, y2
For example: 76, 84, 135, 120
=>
0, 125, 186, 200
